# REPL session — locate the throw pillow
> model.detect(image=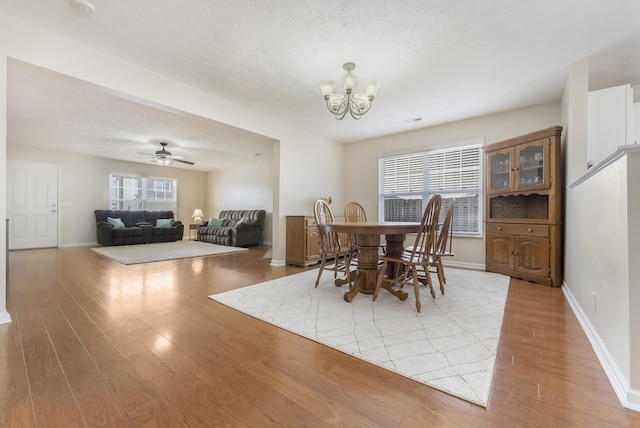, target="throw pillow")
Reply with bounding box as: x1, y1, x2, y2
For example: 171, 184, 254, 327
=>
207, 217, 224, 227
106, 217, 125, 229
156, 218, 173, 228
